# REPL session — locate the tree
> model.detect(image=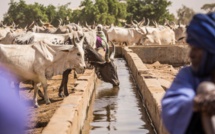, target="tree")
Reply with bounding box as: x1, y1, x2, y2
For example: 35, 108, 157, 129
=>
201, 3, 215, 13
3, 0, 28, 27
76, 0, 127, 25
2, 0, 175, 27
126, 0, 175, 24
3, 0, 74, 27
4, 0, 49, 27
177, 5, 195, 25
54, 3, 73, 25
